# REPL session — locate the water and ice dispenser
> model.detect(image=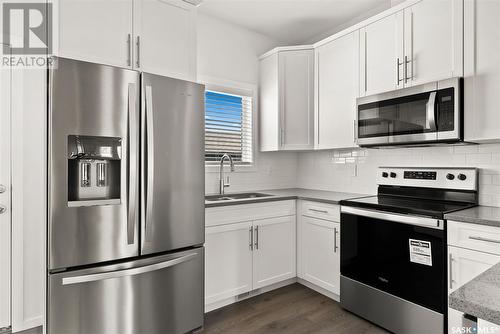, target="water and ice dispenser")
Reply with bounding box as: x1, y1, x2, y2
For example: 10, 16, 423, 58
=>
67, 135, 122, 206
